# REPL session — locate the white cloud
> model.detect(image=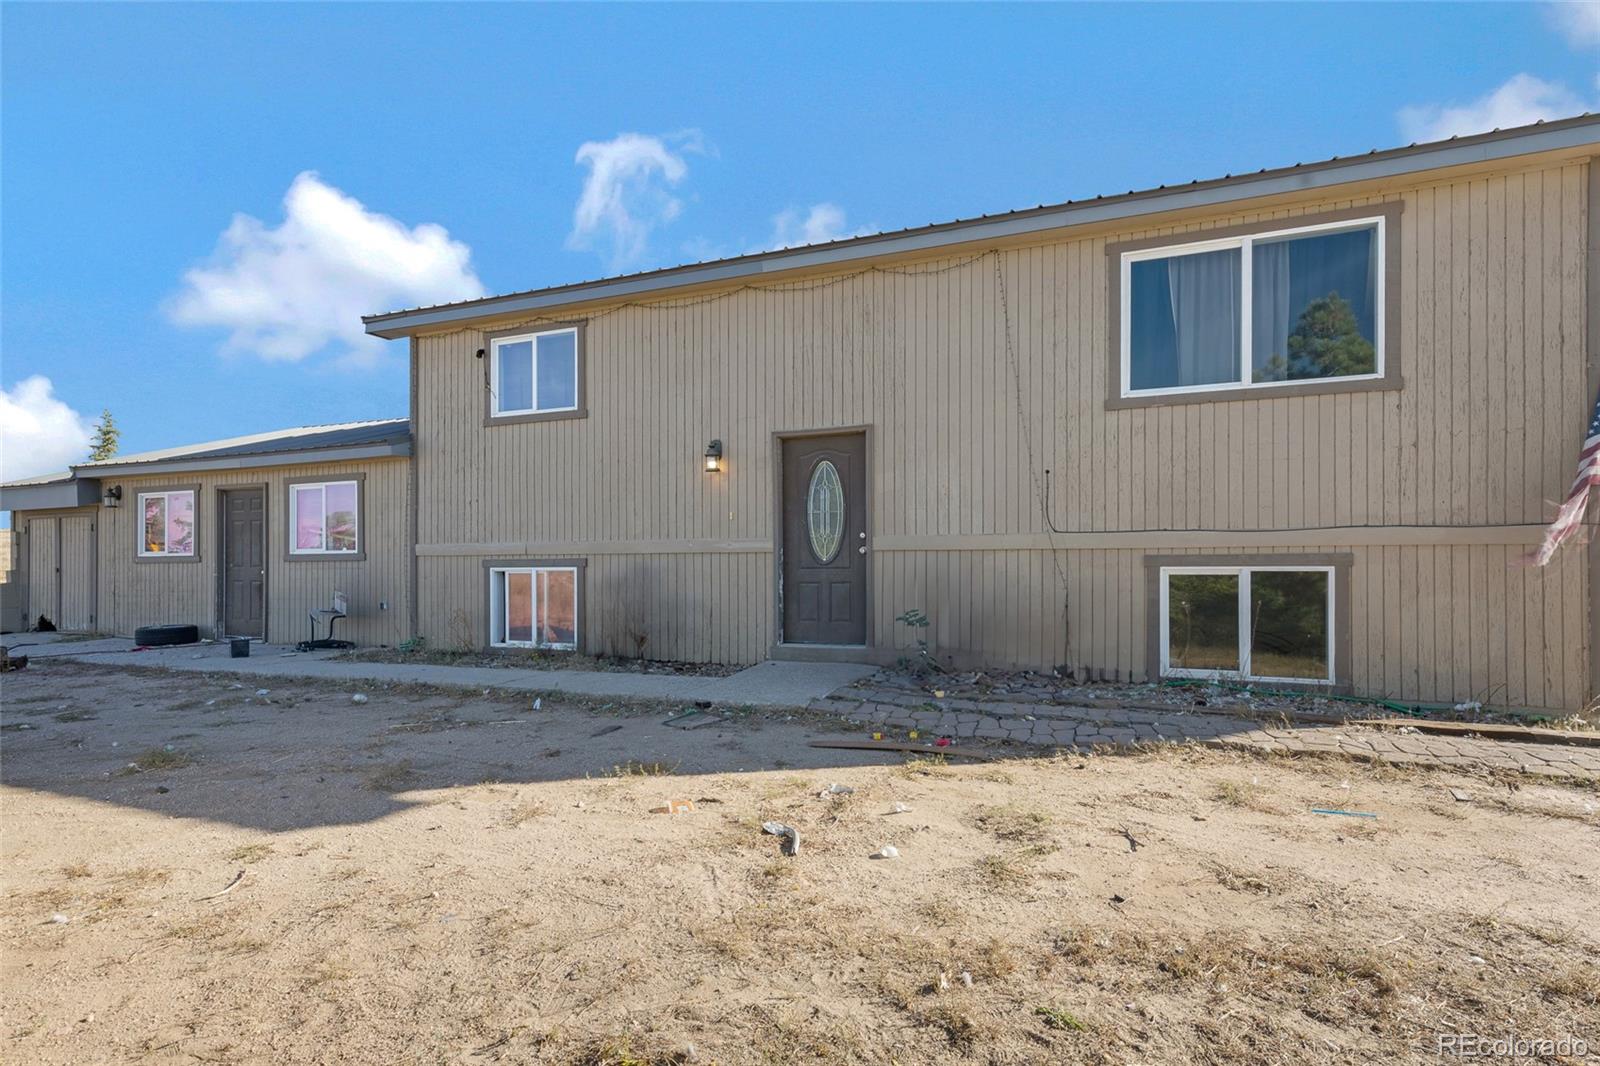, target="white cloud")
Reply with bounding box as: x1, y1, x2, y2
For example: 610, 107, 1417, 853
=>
766, 202, 875, 250
1397, 73, 1591, 142
168, 172, 485, 365
567, 131, 703, 270
1547, 1, 1600, 46
1, 376, 94, 481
